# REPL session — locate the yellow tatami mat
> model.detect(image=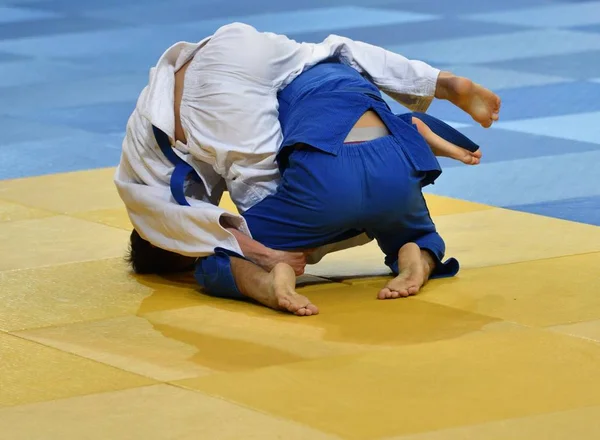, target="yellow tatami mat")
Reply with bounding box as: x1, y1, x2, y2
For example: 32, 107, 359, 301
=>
1, 168, 600, 439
